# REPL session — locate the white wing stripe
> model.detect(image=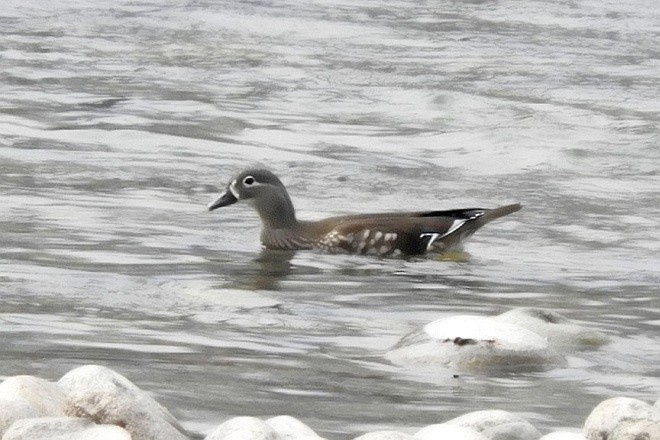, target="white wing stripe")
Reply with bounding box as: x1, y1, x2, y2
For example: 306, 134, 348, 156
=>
438, 219, 468, 239
419, 219, 468, 250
